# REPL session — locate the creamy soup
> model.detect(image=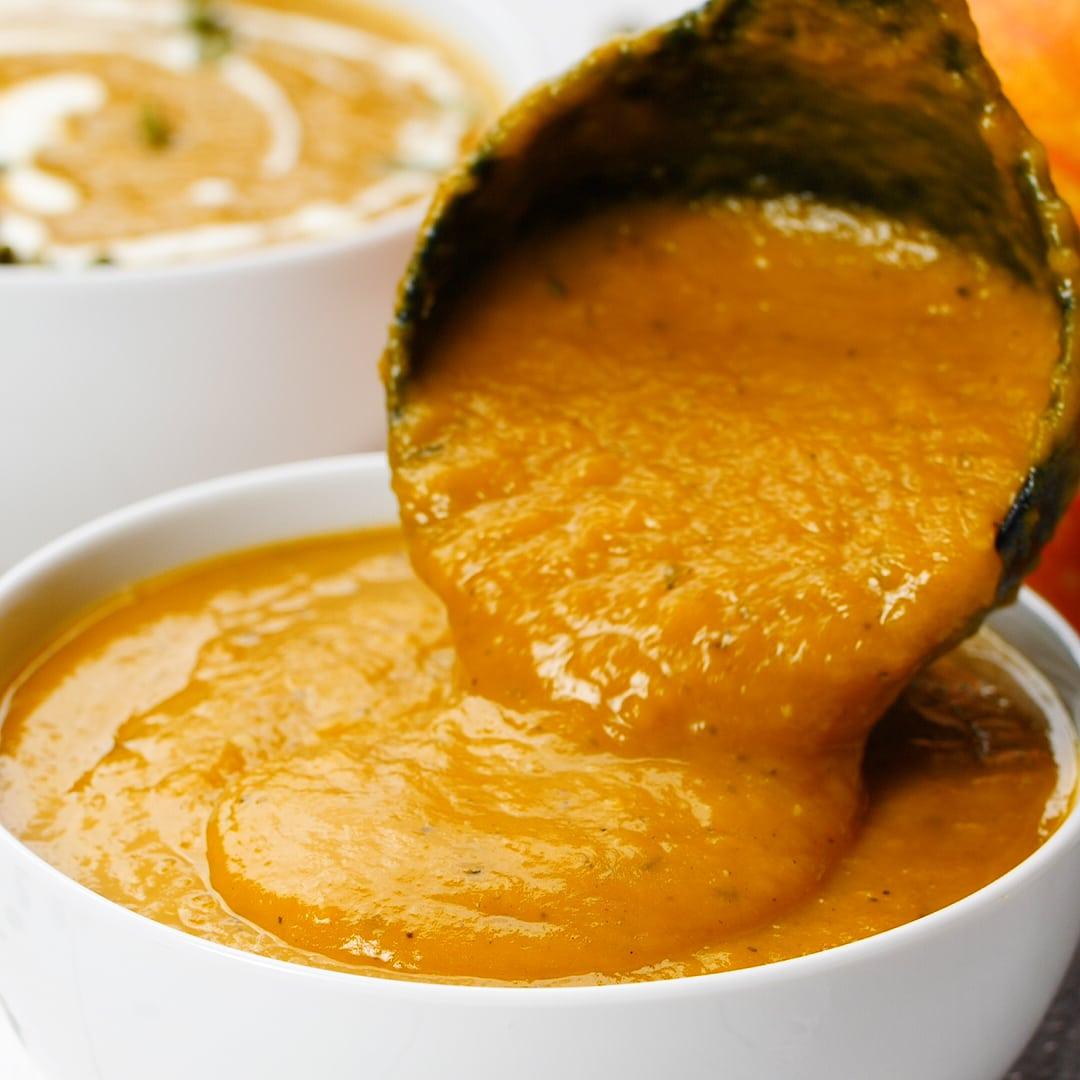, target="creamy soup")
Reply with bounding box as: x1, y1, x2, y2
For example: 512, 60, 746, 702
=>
0, 0, 498, 266
0, 530, 1071, 984
390, 196, 1063, 763
2, 196, 1071, 989
0, 195, 1075, 984
382, 194, 1072, 975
